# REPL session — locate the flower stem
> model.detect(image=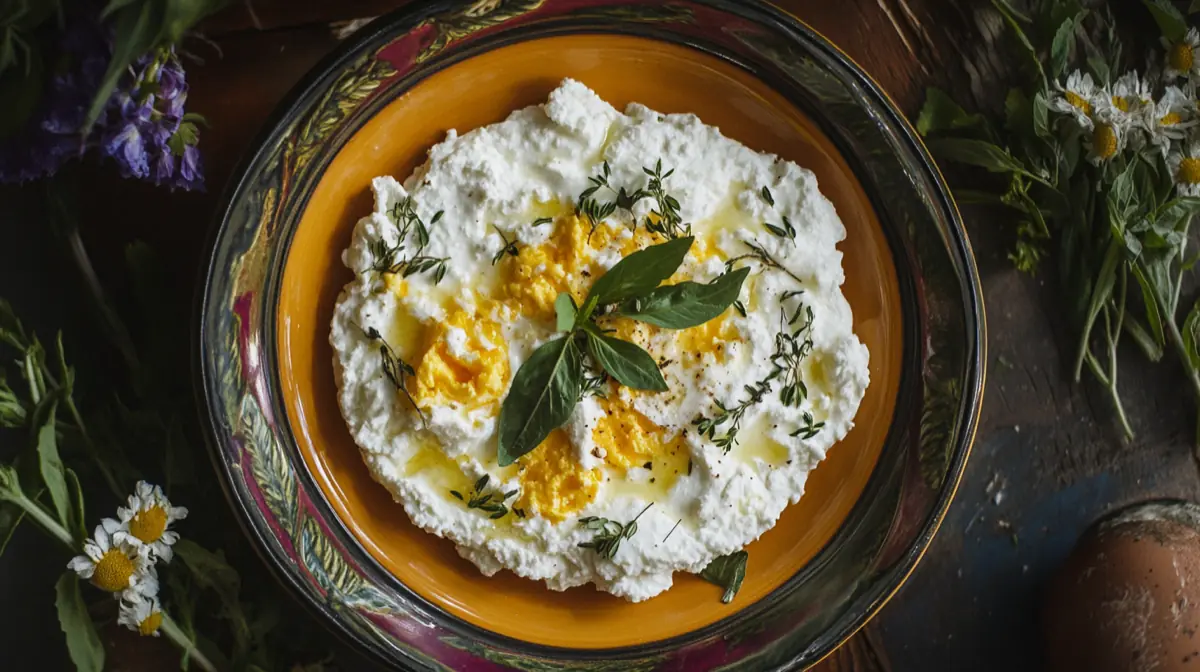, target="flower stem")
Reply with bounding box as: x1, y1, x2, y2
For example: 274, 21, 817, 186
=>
160, 613, 217, 672
1164, 317, 1200, 454
9, 493, 75, 548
